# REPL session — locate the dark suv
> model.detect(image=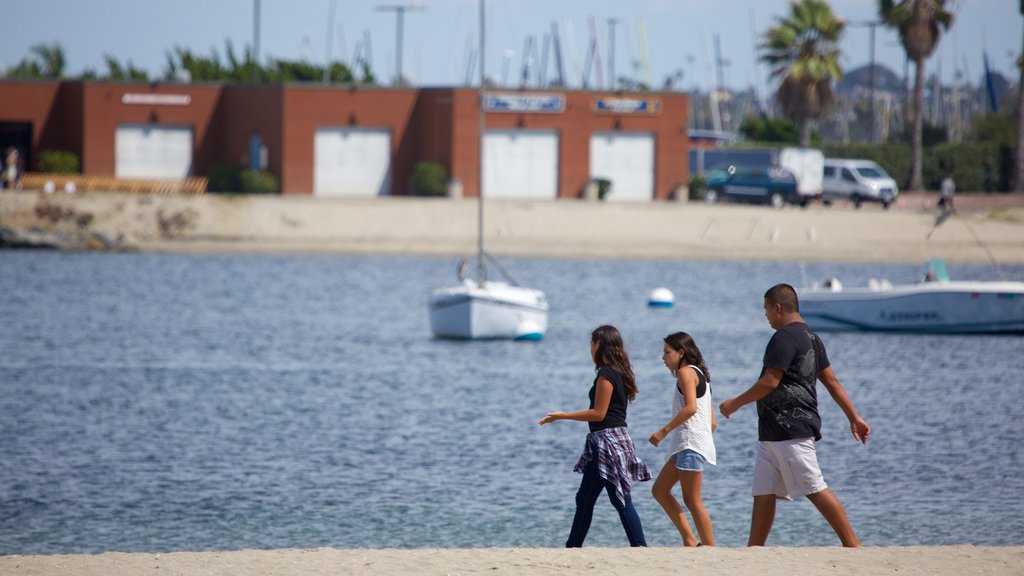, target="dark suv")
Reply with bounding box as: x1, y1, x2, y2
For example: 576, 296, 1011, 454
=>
704, 165, 800, 208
